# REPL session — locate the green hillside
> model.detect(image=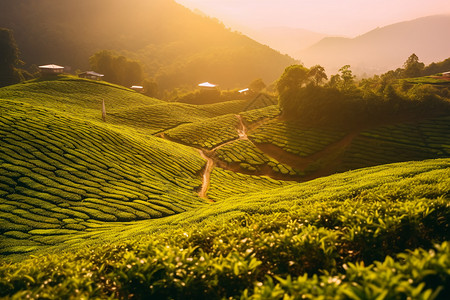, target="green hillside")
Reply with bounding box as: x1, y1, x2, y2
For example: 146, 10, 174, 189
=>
1, 159, 449, 298
0, 0, 296, 90
0, 77, 449, 298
